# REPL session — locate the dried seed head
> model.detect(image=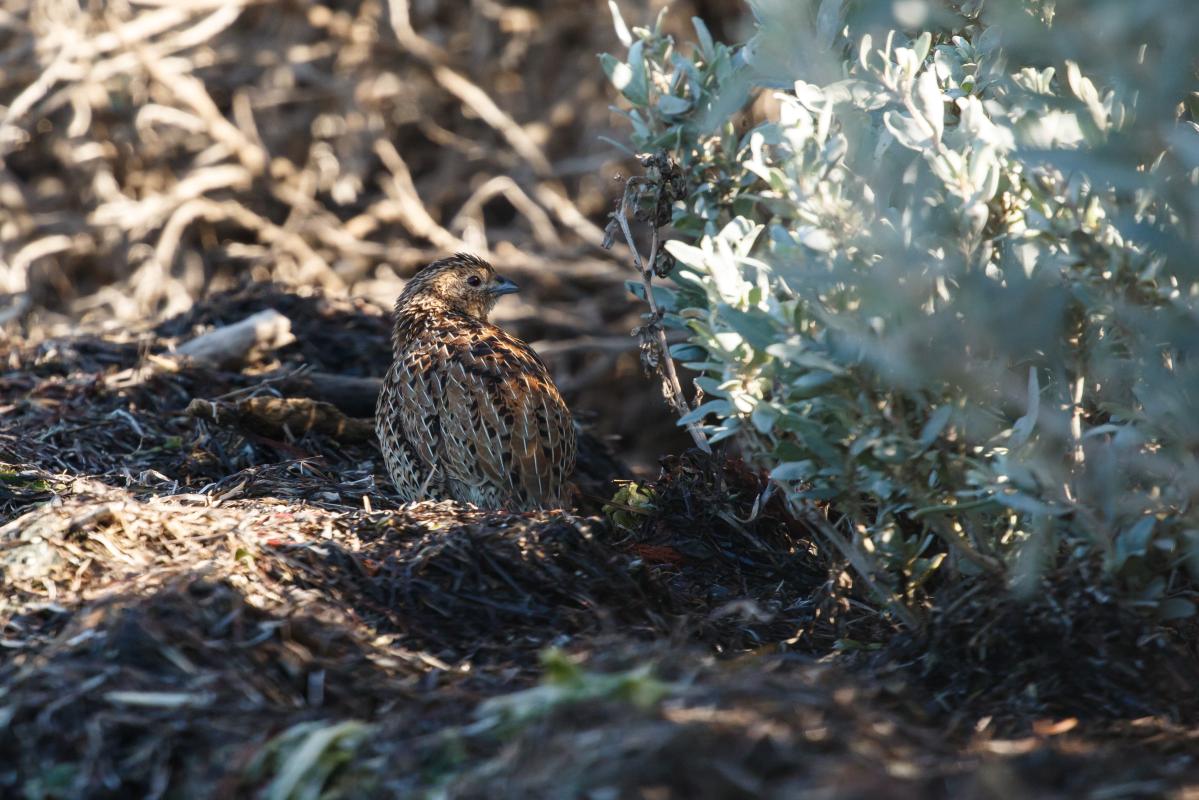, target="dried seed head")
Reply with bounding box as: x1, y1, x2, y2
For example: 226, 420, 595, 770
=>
653, 249, 675, 278
633, 324, 660, 377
